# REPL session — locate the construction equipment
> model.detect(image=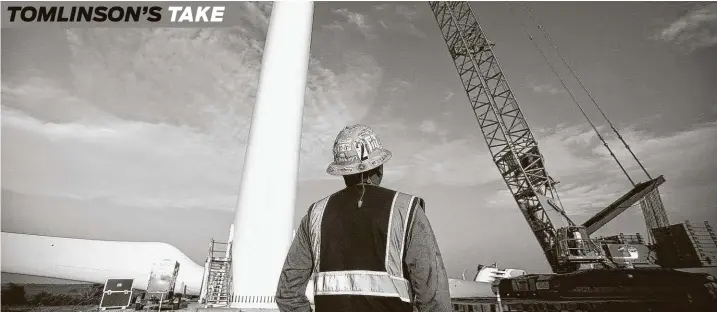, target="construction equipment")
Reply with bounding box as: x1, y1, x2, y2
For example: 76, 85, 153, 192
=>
429, 0, 616, 273
653, 220, 717, 268
199, 239, 232, 307
592, 233, 658, 268
131, 260, 185, 311
428, 1, 716, 309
